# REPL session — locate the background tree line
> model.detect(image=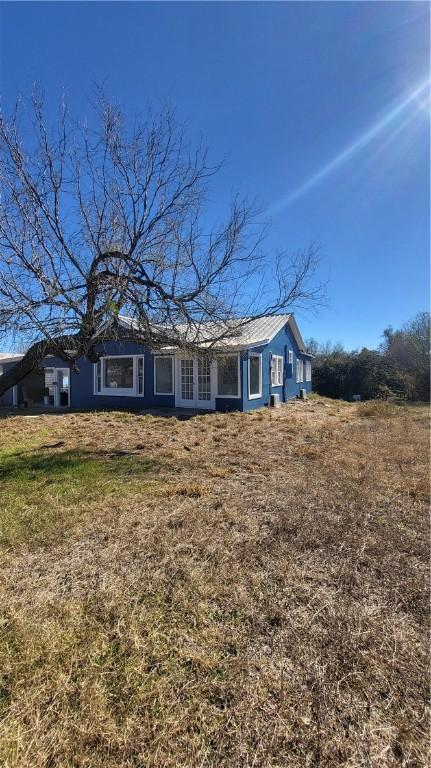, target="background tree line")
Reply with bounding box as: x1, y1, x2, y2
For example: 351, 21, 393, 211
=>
307, 311, 430, 401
